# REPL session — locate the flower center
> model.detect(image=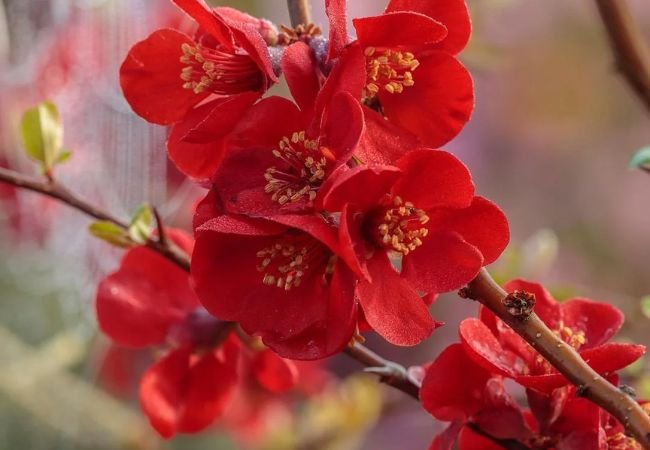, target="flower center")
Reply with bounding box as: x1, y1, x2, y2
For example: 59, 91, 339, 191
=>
364, 47, 420, 99
180, 43, 262, 95
256, 235, 335, 290
607, 432, 641, 450
371, 196, 429, 256
264, 131, 332, 206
